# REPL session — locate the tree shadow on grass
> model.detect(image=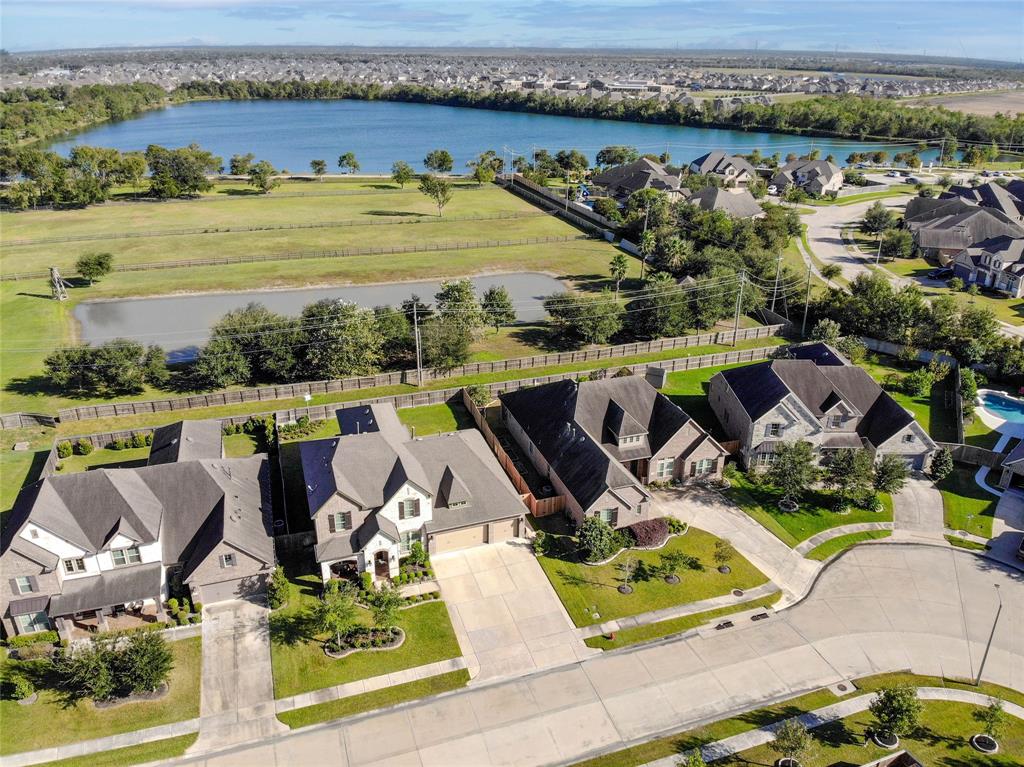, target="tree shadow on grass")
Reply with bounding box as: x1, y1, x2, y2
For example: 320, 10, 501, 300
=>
556, 570, 613, 590
559, 273, 613, 295
508, 324, 577, 352
365, 210, 430, 217
268, 609, 319, 648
